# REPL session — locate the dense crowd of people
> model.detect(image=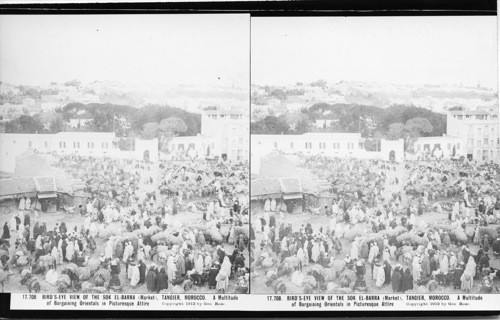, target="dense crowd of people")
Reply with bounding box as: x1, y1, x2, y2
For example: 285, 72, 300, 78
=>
1, 154, 249, 294
252, 156, 500, 294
